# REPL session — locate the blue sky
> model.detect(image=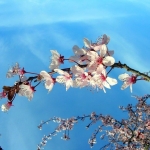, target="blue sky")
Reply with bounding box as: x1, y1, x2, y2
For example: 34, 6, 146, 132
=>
0, 0, 150, 150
